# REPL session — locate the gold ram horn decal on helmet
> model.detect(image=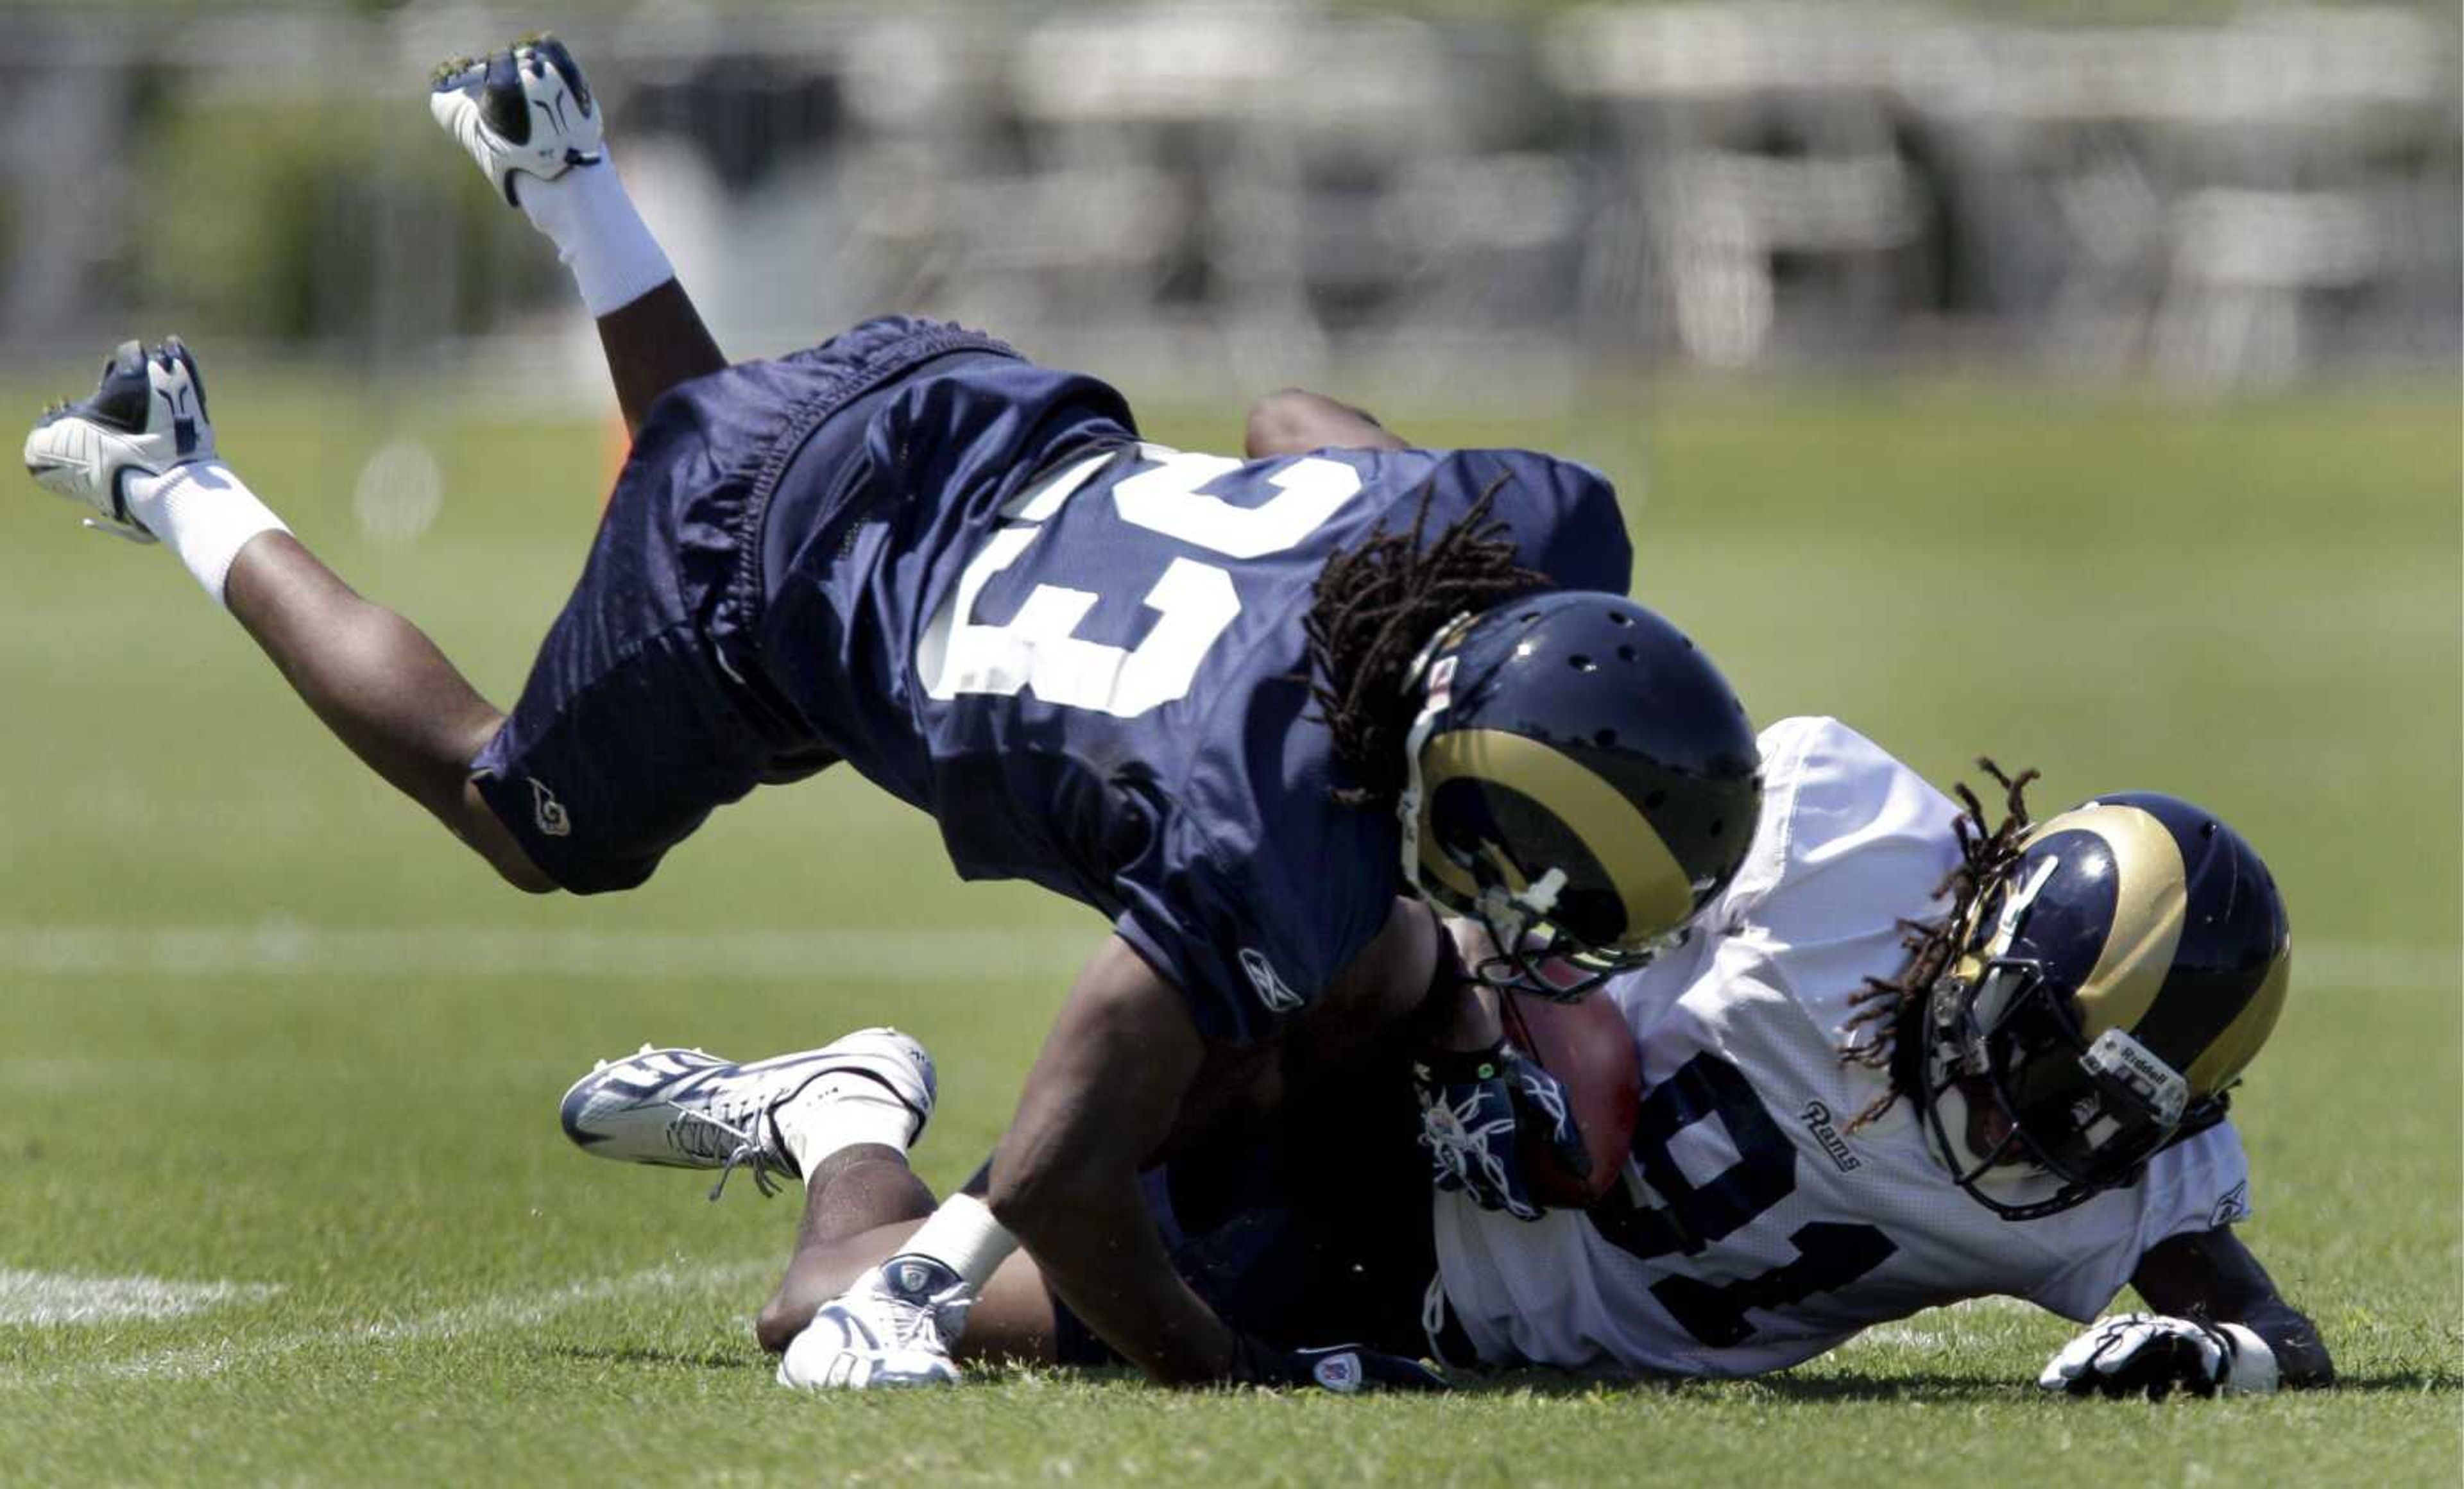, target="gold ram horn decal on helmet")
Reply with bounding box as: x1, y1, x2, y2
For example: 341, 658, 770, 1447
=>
2023, 803, 2187, 1039
1416, 728, 1694, 942
2186, 939, 2291, 1094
